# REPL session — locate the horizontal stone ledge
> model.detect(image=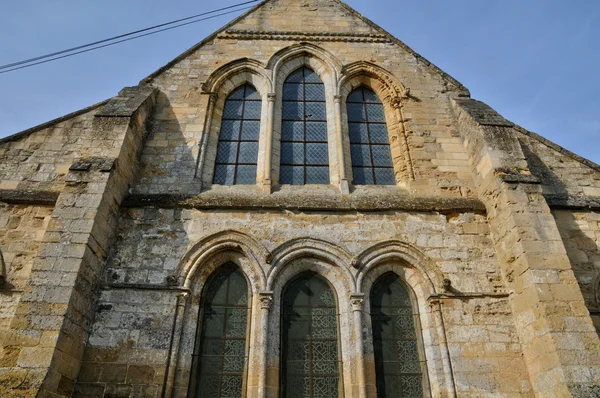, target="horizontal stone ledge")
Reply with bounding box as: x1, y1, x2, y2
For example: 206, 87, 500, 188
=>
0, 189, 59, 205
428, 292, 511, 302
546, 195, 600, 210
123, 192, 486, 213
103, 283, 189, 292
